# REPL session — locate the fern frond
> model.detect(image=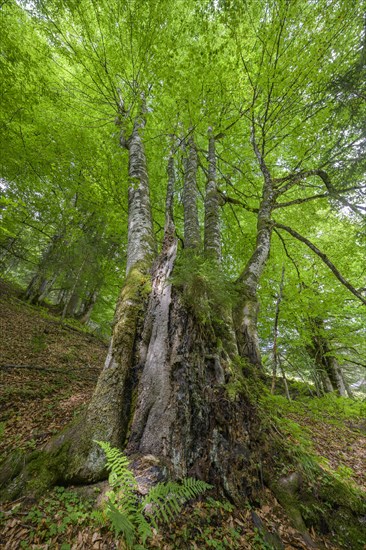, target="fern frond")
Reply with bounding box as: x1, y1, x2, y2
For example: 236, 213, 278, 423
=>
107, 501, 135, 546
95, 440, 136, 490
90, 509, 106, 527
183, 477, 213, 498
142, 478, 212, 526
136, 512, 153, 544
95, 441, 212, 548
